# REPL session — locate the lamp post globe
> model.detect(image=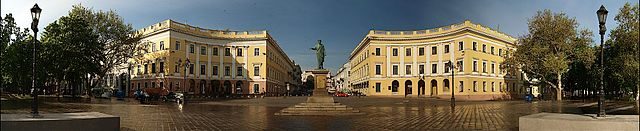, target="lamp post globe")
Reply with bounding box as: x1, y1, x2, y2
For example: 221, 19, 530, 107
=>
30, 3, 42, 118
596, 5, 608, 117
